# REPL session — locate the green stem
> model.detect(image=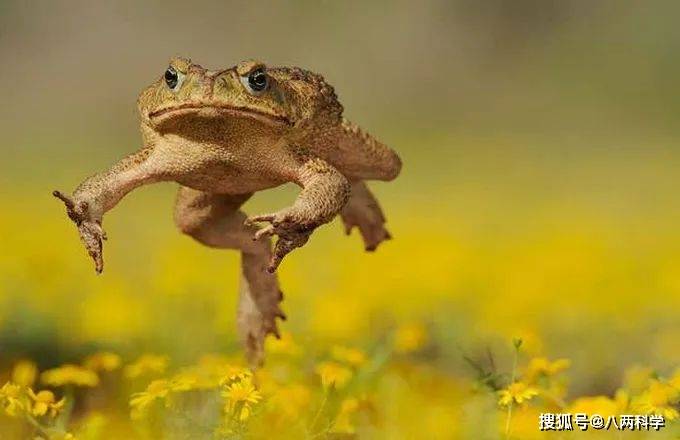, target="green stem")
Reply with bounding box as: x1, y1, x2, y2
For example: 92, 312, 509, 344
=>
308, 391, 329, 437
24, 413, 50, 437
56, 386, 75, 431
505, 403, 513, 440
505, 345, 519, 440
